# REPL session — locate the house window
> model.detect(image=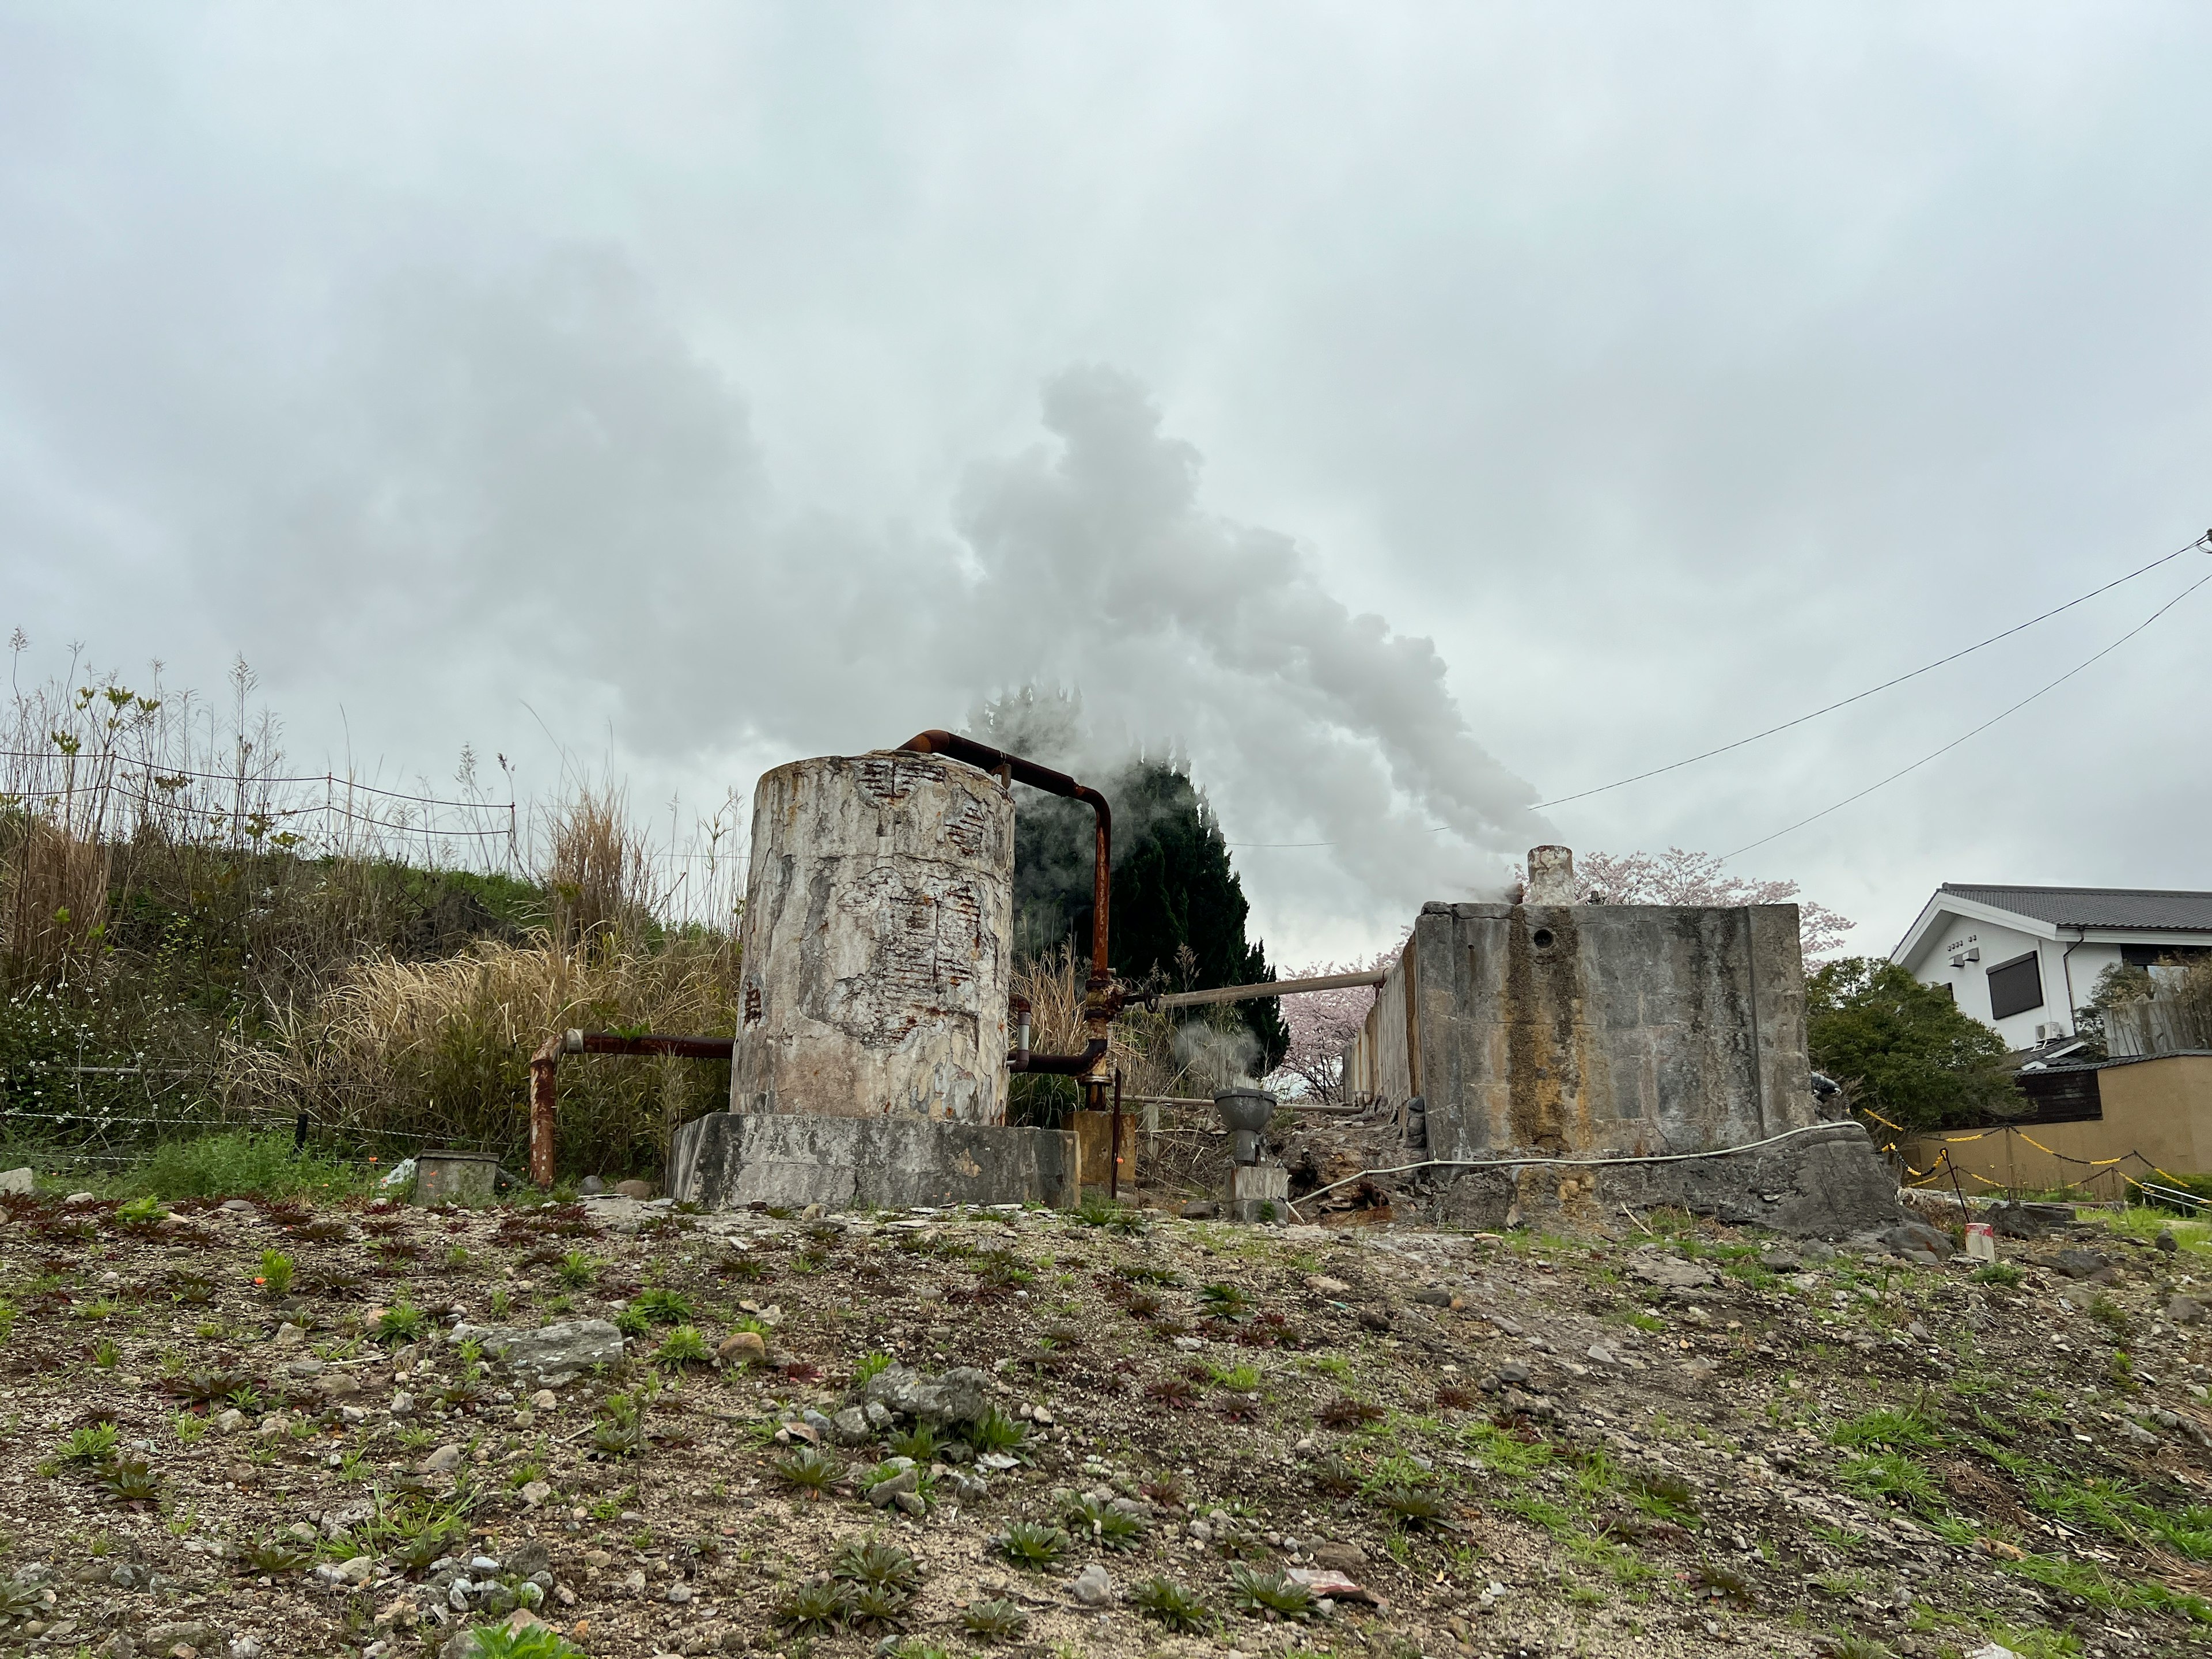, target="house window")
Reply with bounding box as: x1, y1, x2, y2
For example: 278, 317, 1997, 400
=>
1987, 951, 2044, 1021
